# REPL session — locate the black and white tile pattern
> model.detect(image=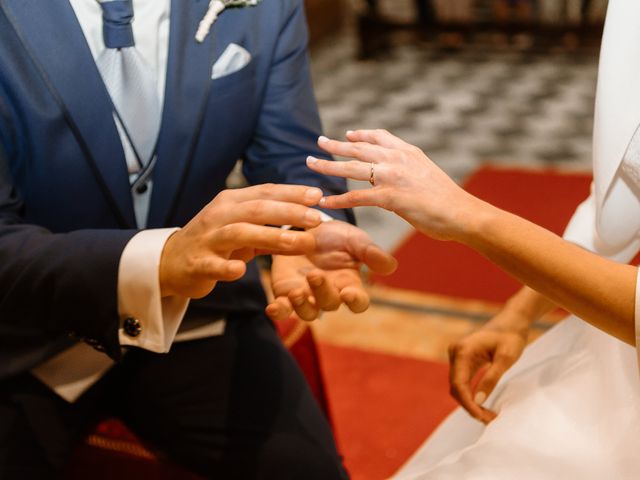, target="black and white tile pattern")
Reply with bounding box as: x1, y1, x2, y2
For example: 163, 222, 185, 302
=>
310, 32, 598, 249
